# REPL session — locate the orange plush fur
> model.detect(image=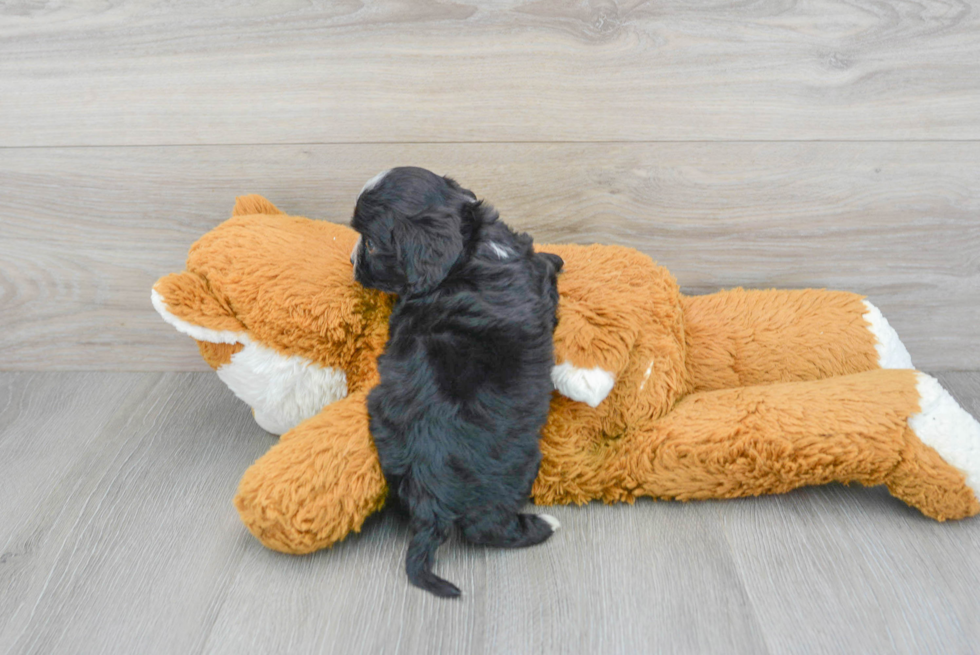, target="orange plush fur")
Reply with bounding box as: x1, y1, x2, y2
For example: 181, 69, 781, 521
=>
153, 196, 980, 555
